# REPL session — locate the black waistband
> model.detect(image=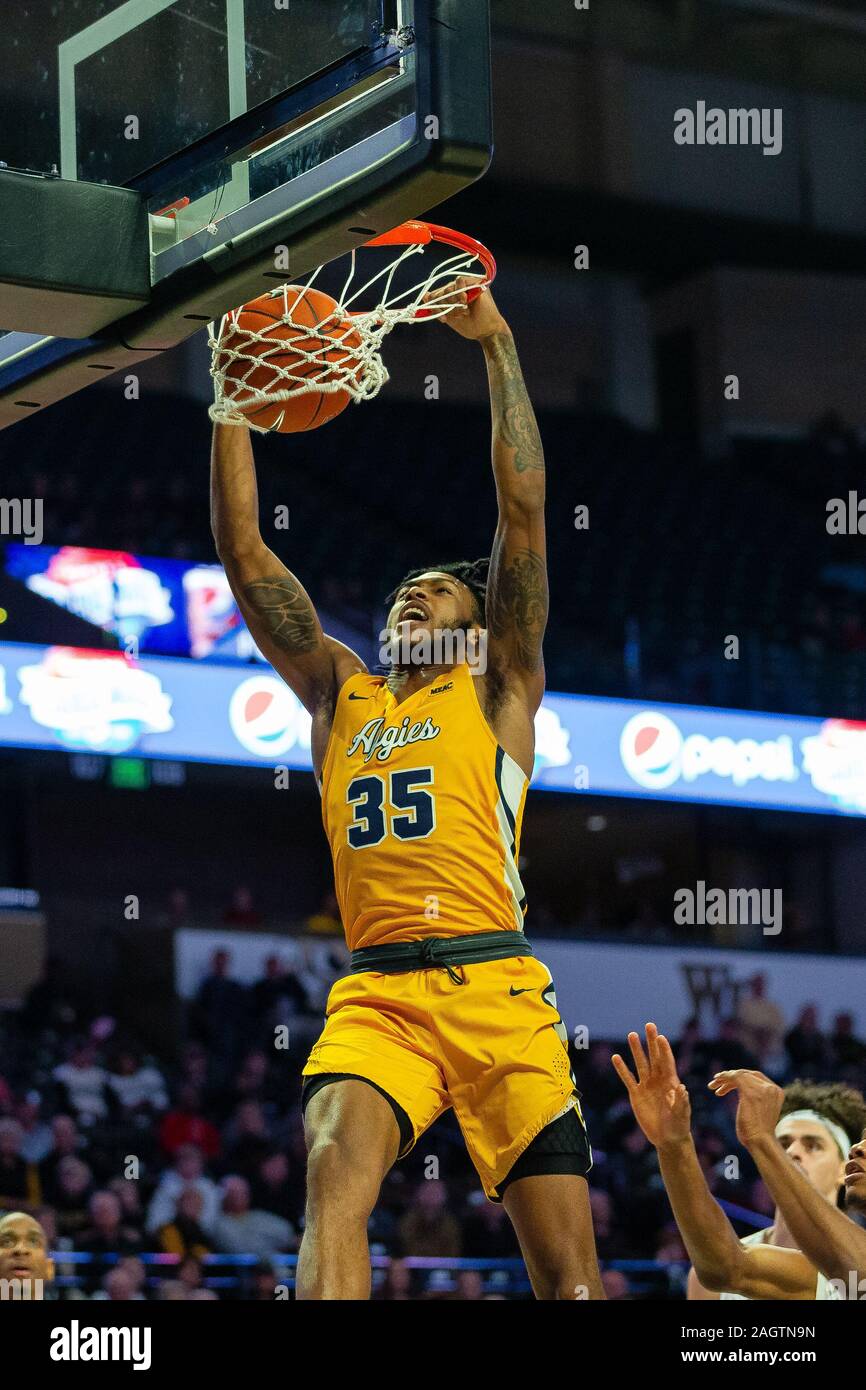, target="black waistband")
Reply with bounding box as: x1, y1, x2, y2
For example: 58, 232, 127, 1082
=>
349, 931, 532, 985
